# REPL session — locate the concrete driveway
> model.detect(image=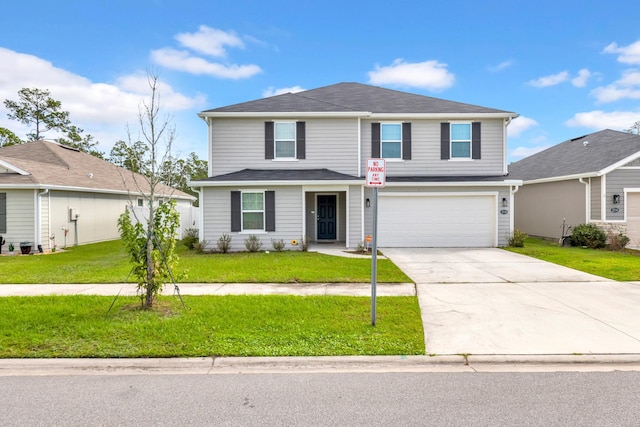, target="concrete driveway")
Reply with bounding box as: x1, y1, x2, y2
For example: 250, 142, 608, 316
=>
382, 248, 640, 356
